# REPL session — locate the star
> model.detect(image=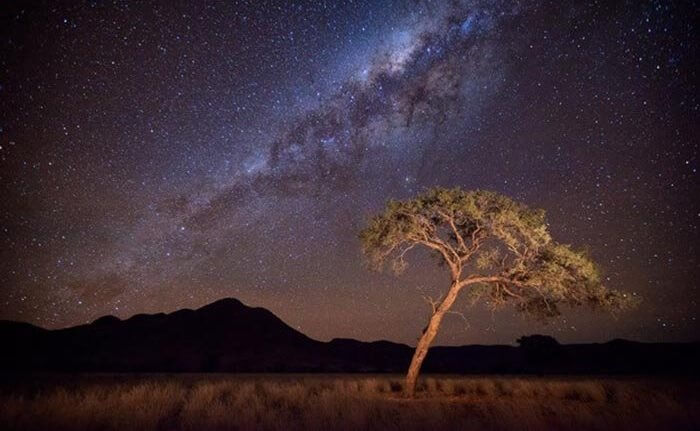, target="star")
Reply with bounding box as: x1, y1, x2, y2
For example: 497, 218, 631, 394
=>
0, 0, 697, 345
